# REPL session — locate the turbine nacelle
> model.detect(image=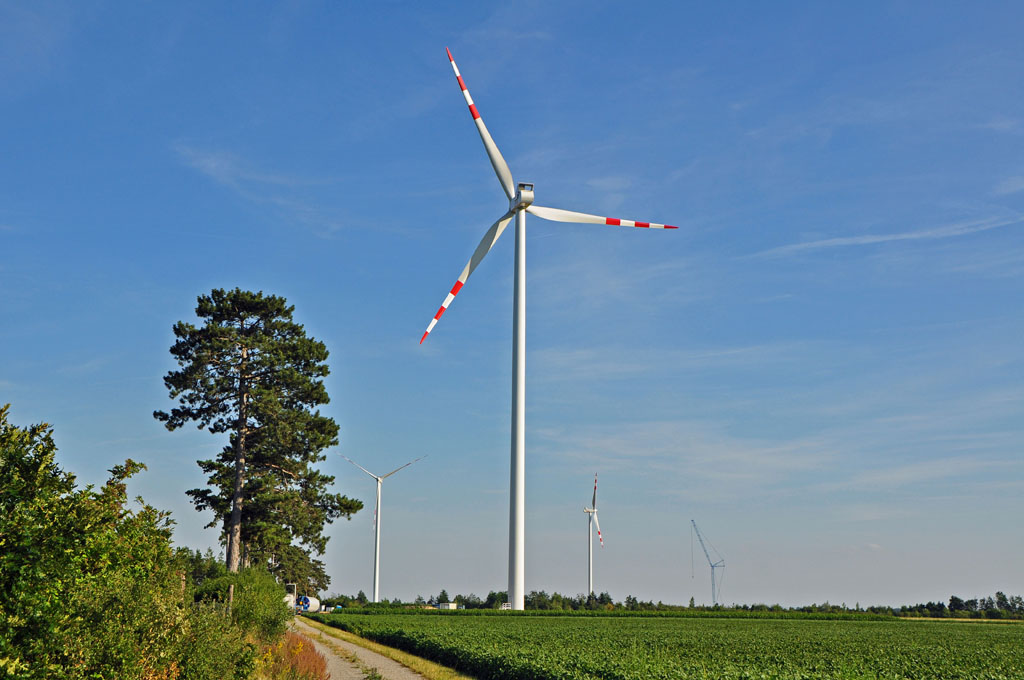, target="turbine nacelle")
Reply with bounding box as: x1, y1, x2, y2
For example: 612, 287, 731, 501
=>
512, 182, 534, 212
